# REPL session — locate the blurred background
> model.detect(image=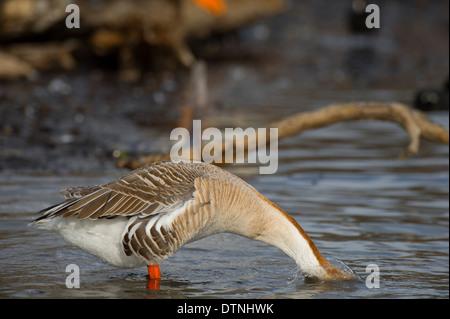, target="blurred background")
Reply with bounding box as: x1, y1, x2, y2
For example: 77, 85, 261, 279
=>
0, 0, 448, 299
0, 0, 448, 174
